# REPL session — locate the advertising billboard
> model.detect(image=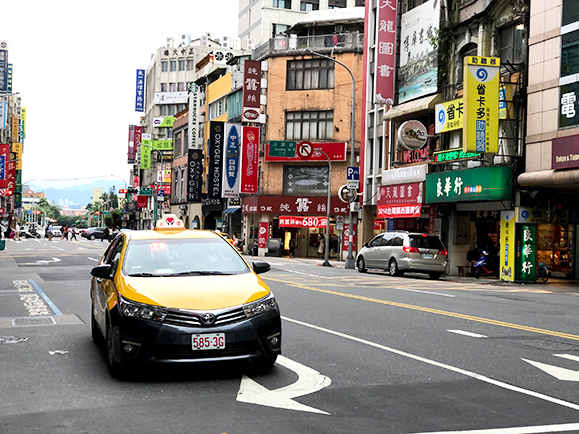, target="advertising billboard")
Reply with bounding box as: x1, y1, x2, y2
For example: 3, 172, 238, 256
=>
208, 121, 224, 199
222, 123, 241, 198
240, 126, 259, 193
135, 69, 145, 112
374, 0, 397, 104
242, 60, 261, 122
